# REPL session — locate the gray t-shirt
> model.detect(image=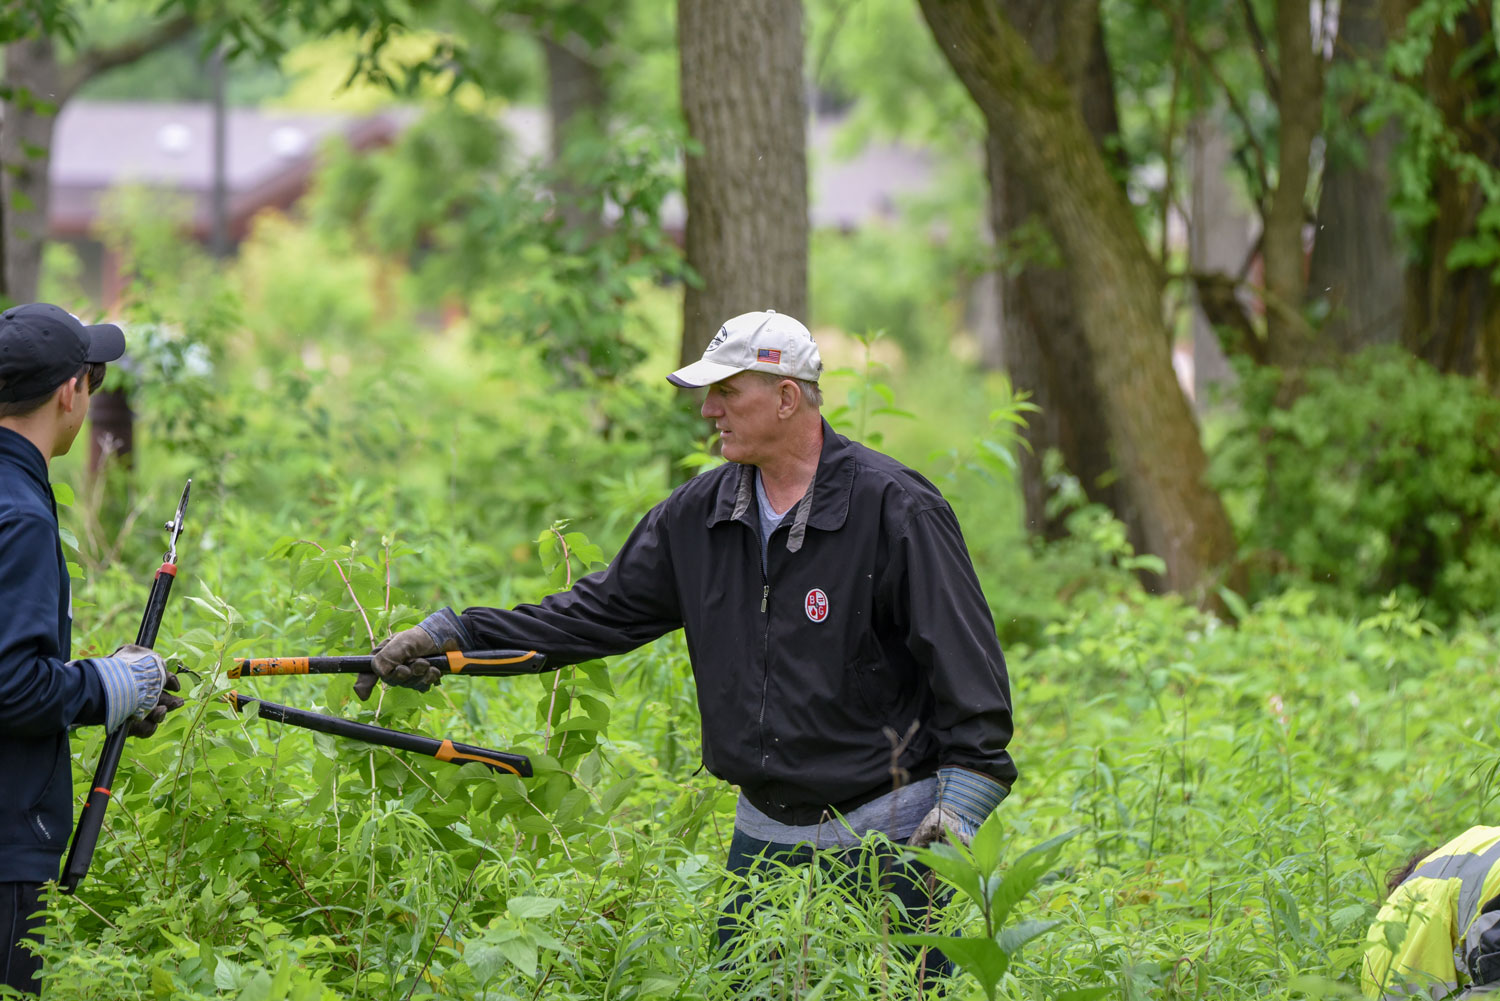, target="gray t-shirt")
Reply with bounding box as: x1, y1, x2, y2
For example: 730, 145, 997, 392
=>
741, 470, 937, 847
753, 469, 789, 568
735, 778, 938, 848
